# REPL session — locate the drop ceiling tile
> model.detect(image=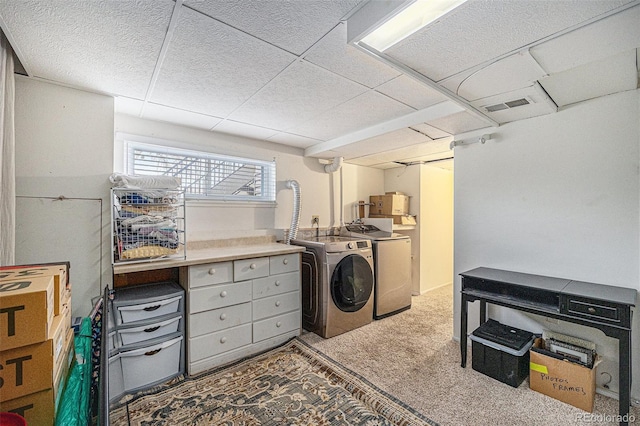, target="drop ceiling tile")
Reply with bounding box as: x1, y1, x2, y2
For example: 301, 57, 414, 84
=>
0, 0, 174, 98
376, 75, 449, 109
227, 60, 369, 130
150, 6, 297, 118
333, 128, 429, 159
143, 103, 222, 130
347, 136, 451, 166
304, 23, 400, 88
386, 0, 631, 82
530, 4, 640, 74
184, 0, 365, 55
539, 50, 637, 107
426, 111, 490, 136
115, 97, 144, 117
213, 120, 279, 140
409, 123, 450, 140
290, 91, 415, 141
267, 132, 323, 149
455, 52, 547, 101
